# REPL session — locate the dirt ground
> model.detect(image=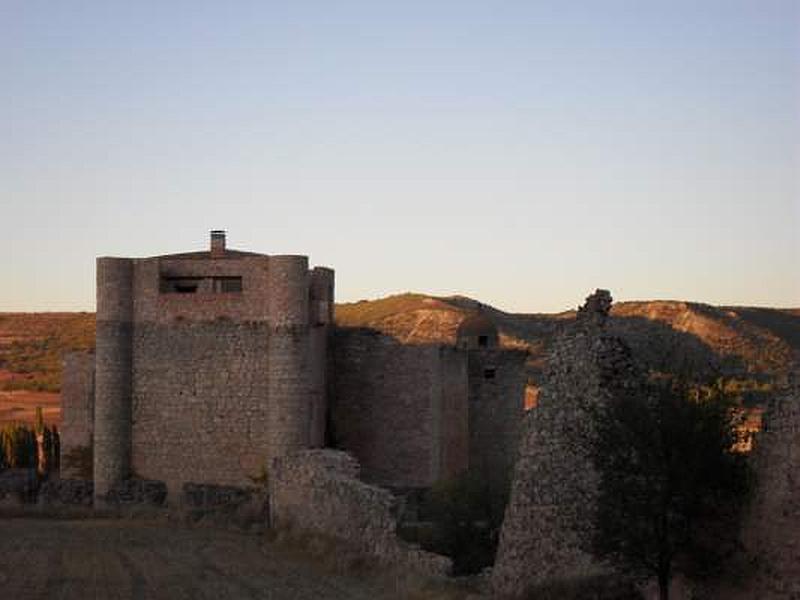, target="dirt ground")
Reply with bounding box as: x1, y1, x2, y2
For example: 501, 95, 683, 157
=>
0, 518, 457, 600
